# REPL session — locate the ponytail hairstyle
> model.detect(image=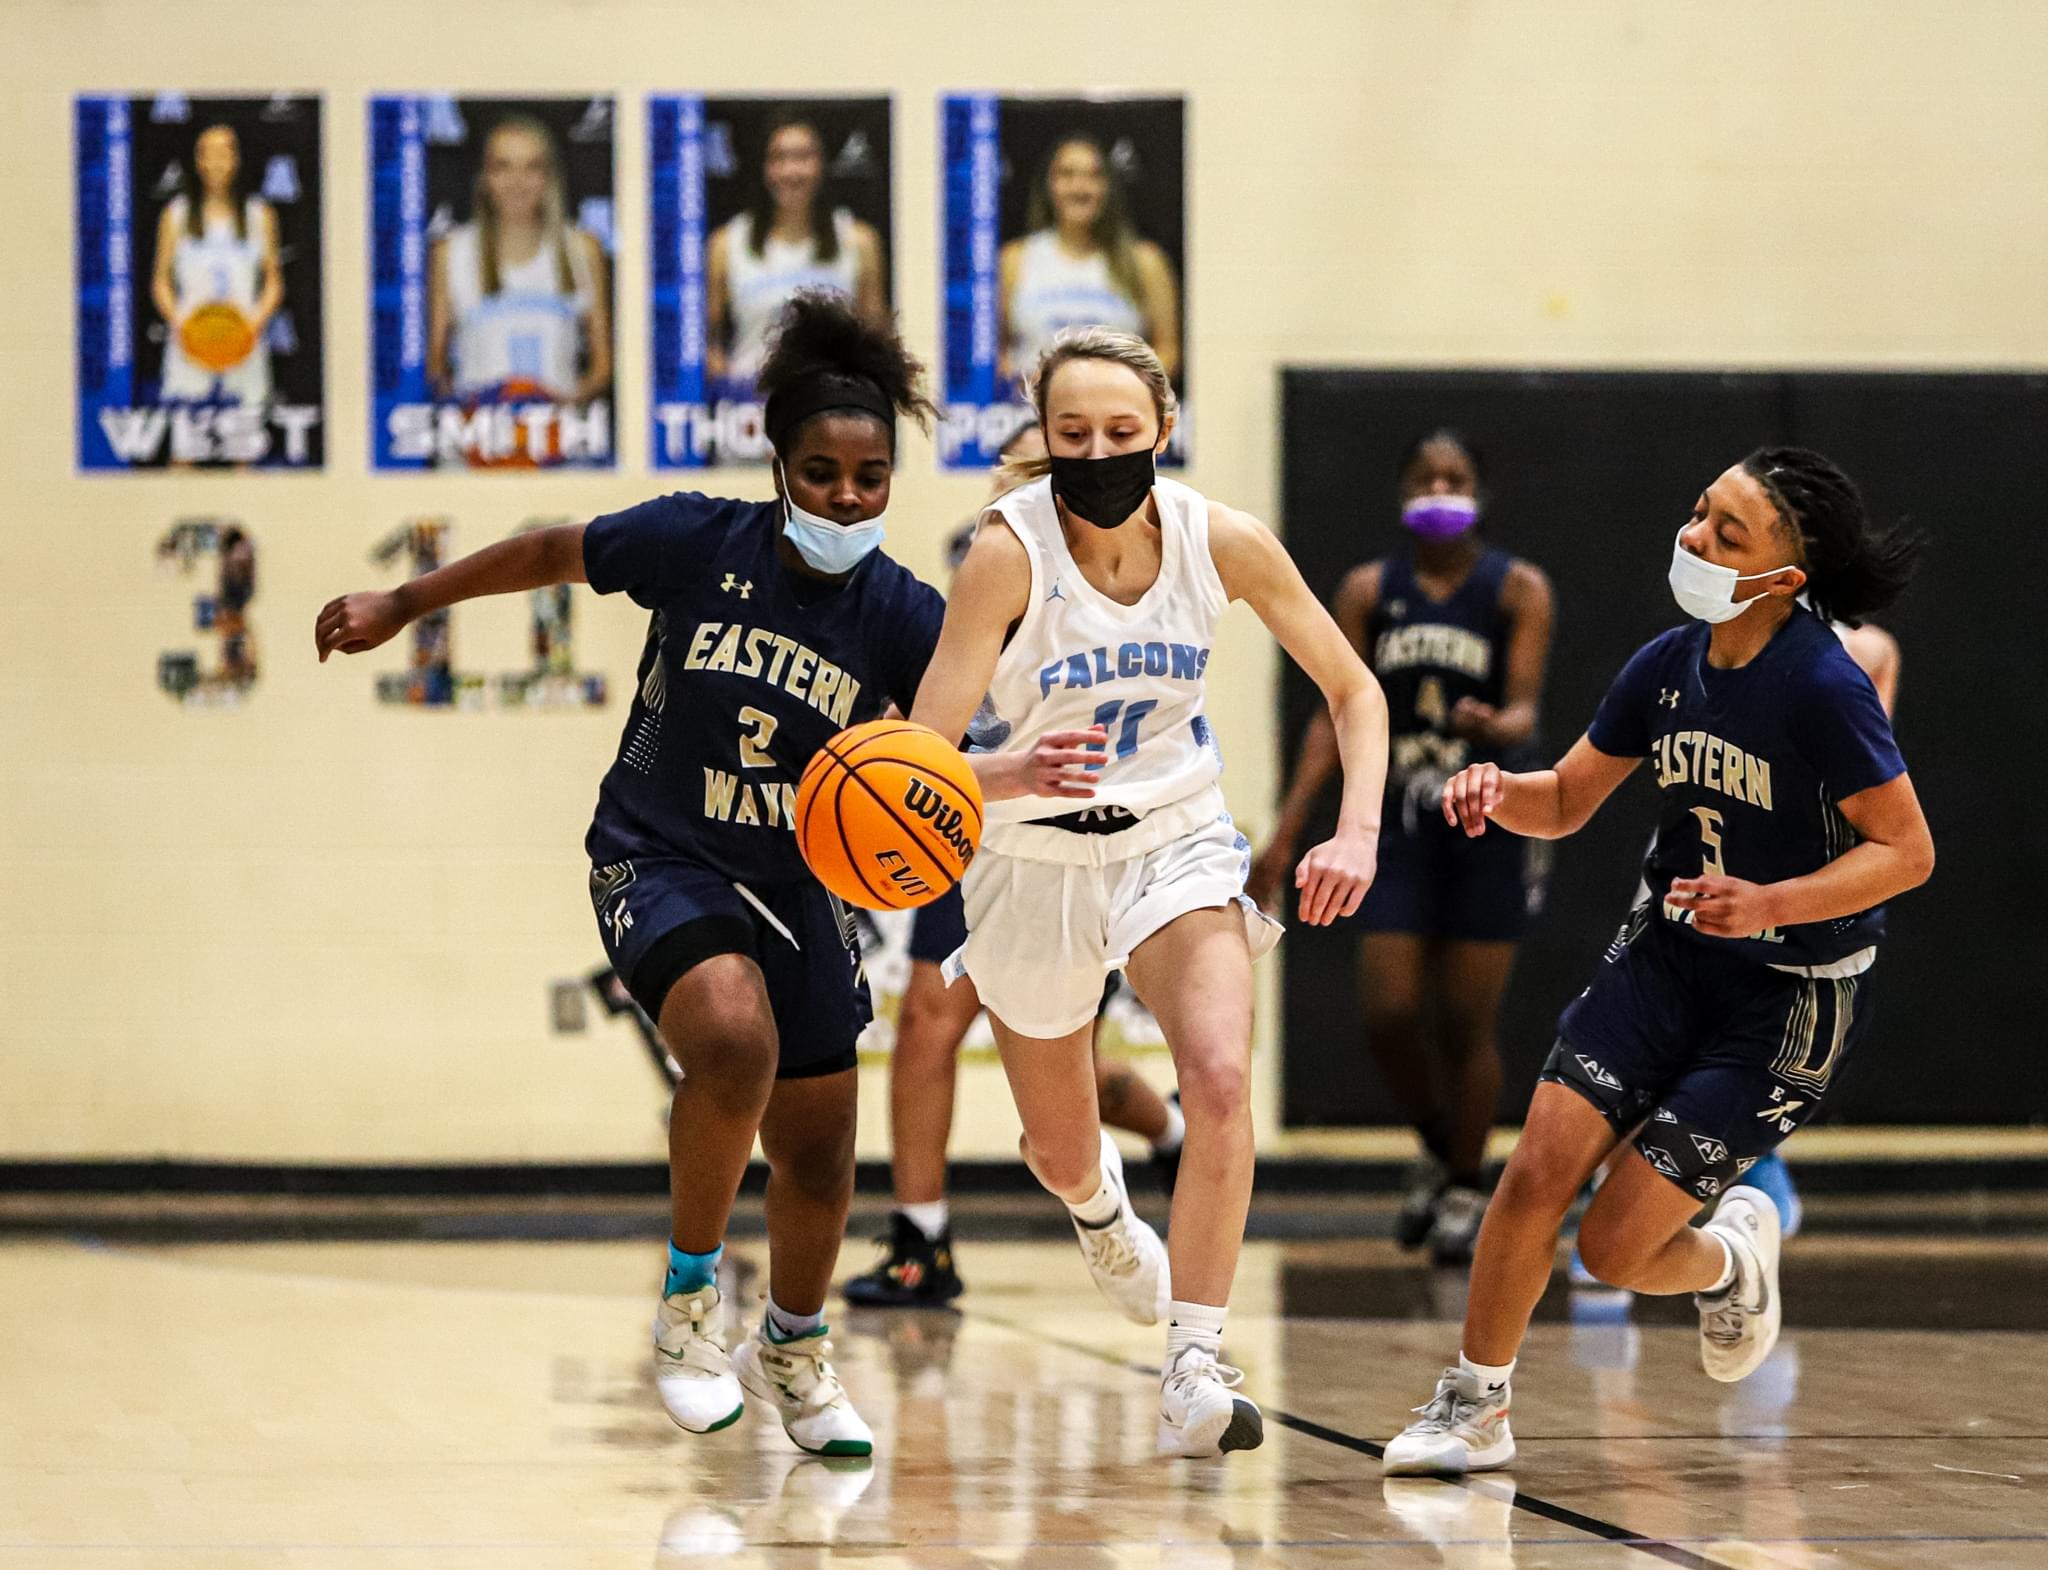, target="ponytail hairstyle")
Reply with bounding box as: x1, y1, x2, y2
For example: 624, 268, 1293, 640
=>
999, 326, 1177, 487
756, 290, 936, 458
1742, 446, 1924, 626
